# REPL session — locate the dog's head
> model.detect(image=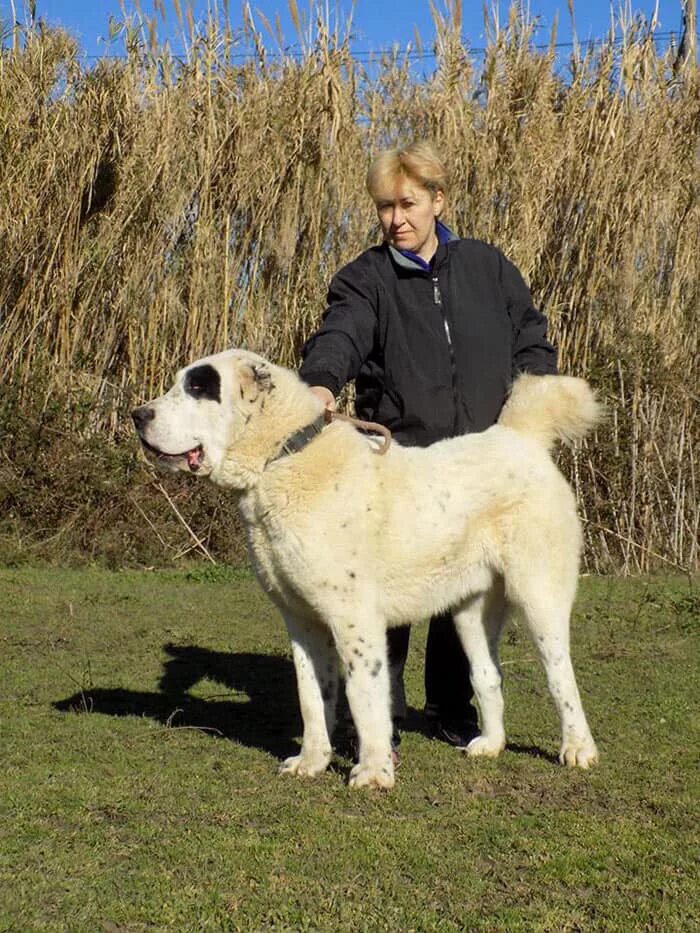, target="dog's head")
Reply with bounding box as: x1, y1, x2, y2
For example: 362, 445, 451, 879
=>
131, 349, 280, 483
